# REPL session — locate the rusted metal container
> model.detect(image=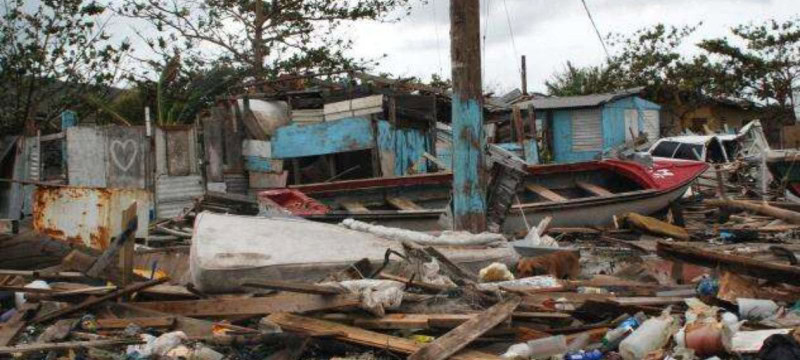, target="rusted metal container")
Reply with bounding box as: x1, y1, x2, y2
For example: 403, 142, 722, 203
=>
33, 186, 151, 250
